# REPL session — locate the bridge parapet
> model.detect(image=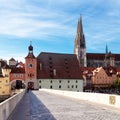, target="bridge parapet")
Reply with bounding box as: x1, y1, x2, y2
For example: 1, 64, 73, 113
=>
40, 89, 120, 109
0, 89, 25, 120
